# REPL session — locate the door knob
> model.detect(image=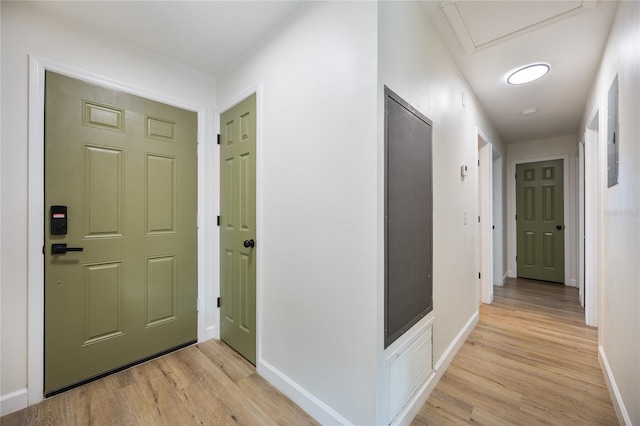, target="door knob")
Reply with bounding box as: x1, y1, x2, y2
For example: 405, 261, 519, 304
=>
243, 239, 255, 248
52, 243, 84, 255
556, 225, 564, 230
